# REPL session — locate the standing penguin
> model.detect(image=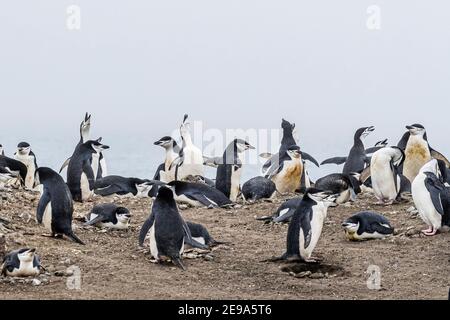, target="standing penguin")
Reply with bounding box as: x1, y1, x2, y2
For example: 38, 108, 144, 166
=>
371, 146, 409, 204
403, 124, 432, 183
265, 145, 303, 194
1, 248, 43, 277
139, 187, 187, 270
273, 189, 337, 262
215, 139, 254, 202
14, 142, 38, 189
321, 126, 376, 174
60, 113, 108, 179
67, 139, 110, 202
153, 136, 180, 182
34, 167, 84, 244
412, 160, 450, 236
172, 115, 204, 181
